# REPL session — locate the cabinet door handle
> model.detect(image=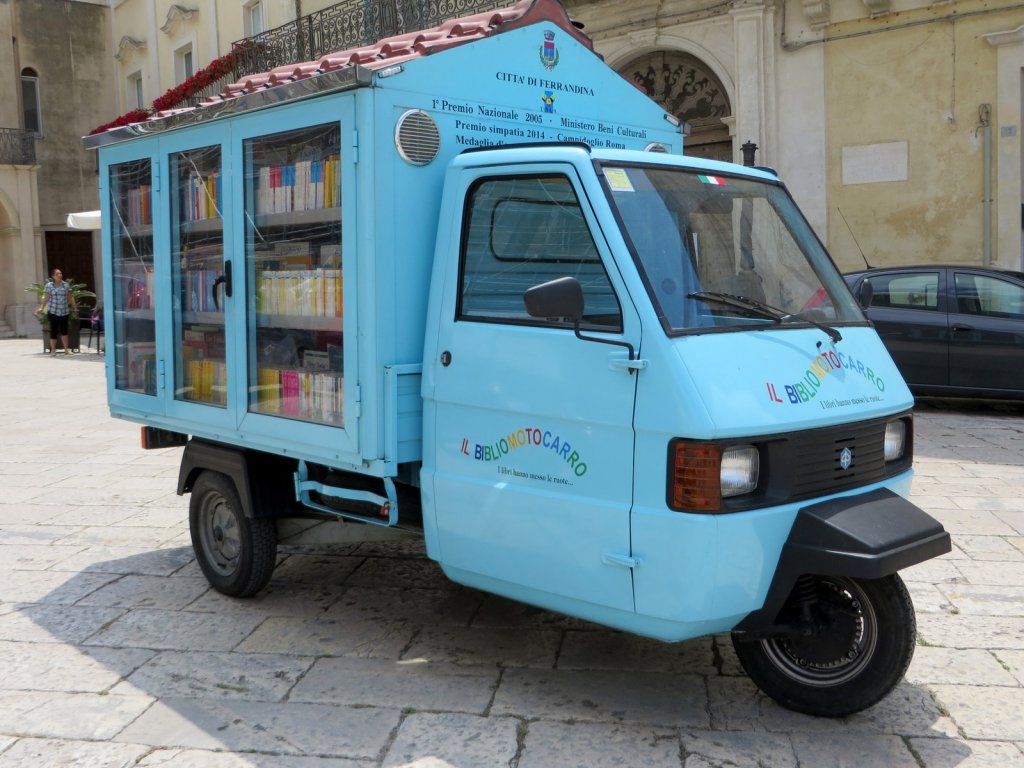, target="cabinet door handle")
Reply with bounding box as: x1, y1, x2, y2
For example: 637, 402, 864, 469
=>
212, 261, 233, 310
